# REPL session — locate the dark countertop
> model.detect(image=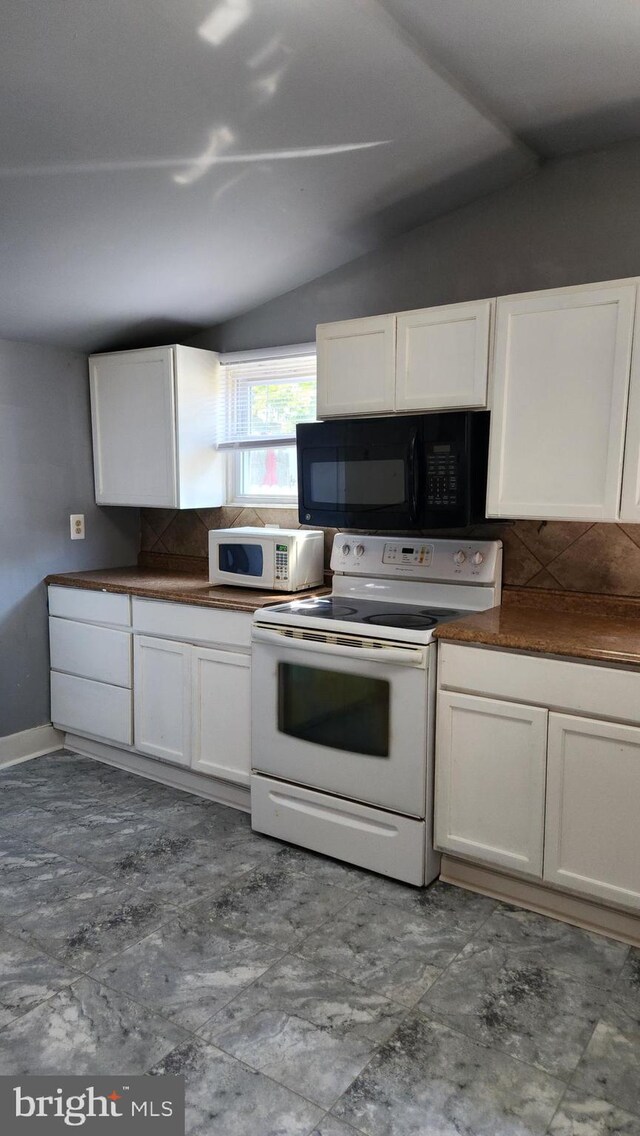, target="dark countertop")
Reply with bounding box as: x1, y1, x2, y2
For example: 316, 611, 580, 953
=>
434, 587, 640, 667
45, 566, 330, 614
